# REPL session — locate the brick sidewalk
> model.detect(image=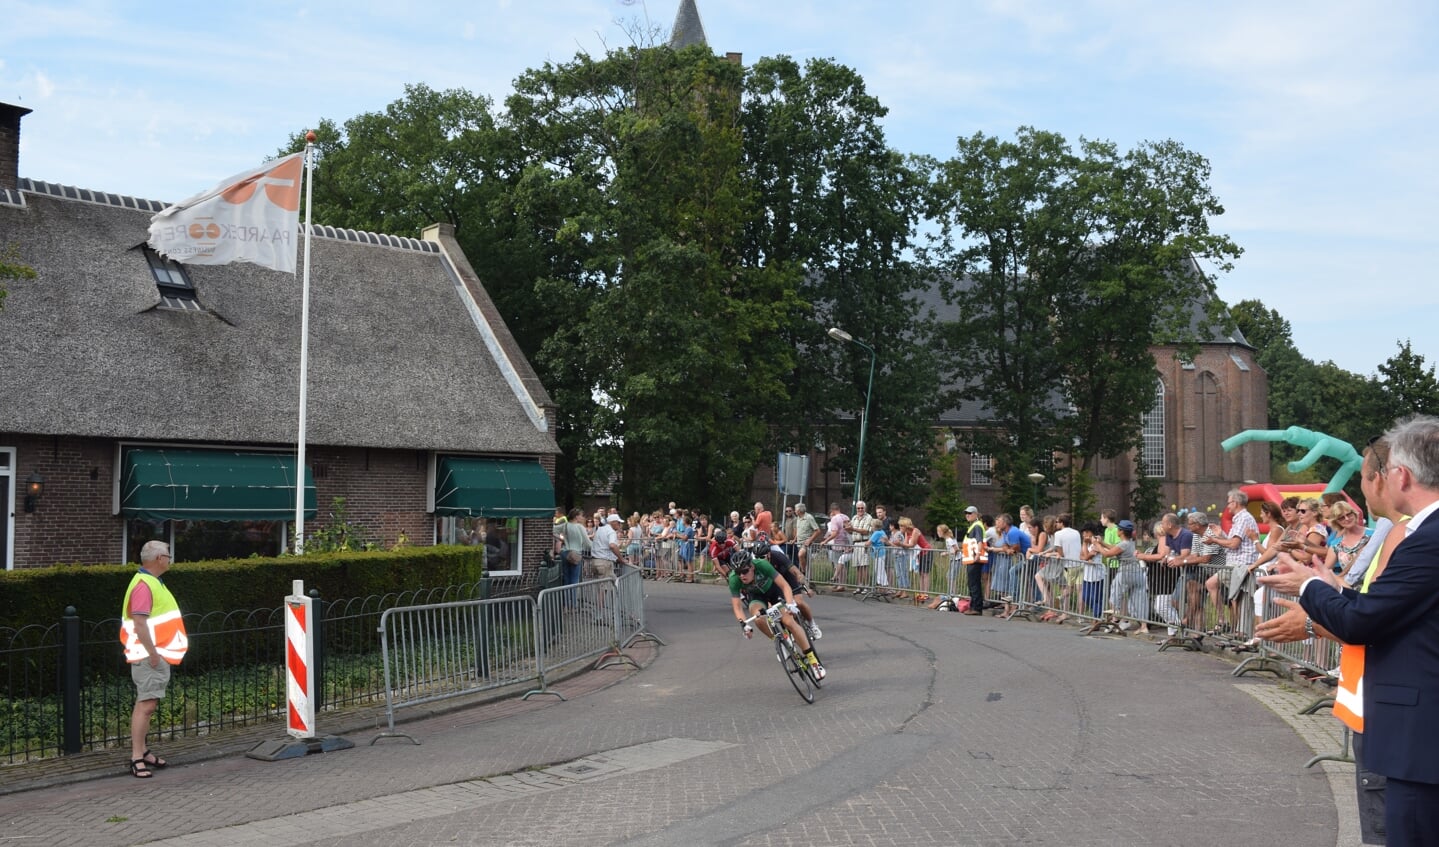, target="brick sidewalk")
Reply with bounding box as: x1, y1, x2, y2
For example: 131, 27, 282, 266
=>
0, 638, 659, 797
